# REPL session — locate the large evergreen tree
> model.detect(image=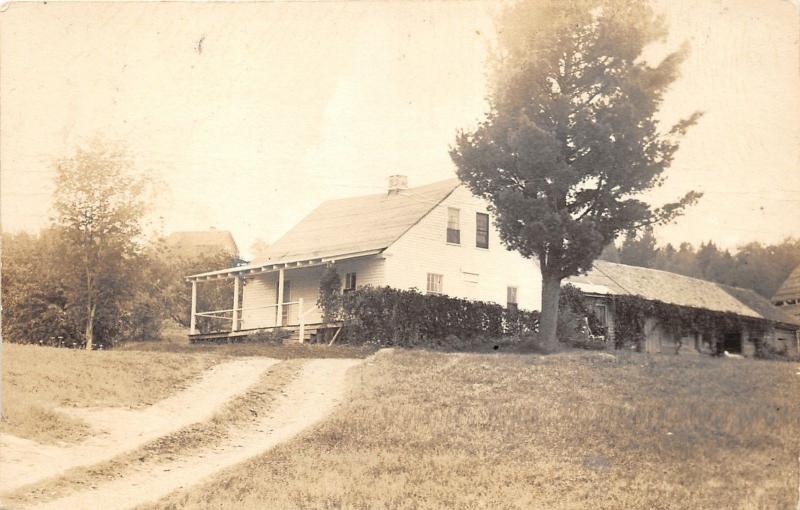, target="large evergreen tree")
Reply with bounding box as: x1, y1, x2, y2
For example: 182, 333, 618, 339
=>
451, 0, 702, 349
